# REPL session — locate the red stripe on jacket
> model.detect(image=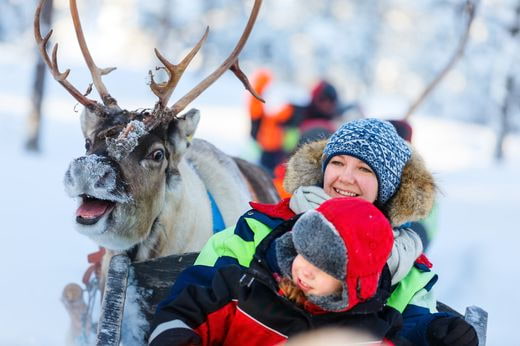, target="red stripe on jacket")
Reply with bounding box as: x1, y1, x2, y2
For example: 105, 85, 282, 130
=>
193, 300, 287, 346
